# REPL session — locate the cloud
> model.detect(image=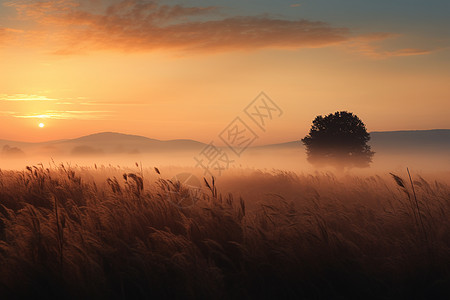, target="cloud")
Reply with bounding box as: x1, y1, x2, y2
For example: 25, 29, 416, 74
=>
0, 92, 146, 120
0, 27, 8, 43
13, 110, 113, 120
343, 33, 435, 58
0, 111, 19, 116
0, 27, 22, 45
7, 0, 218, 23
5, 0, 349, 54
385, 48, 433, 57
0, 93, 58, 101
3, 0, 436, 58
80, 102, 150, 106
5, 0, 80, 19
